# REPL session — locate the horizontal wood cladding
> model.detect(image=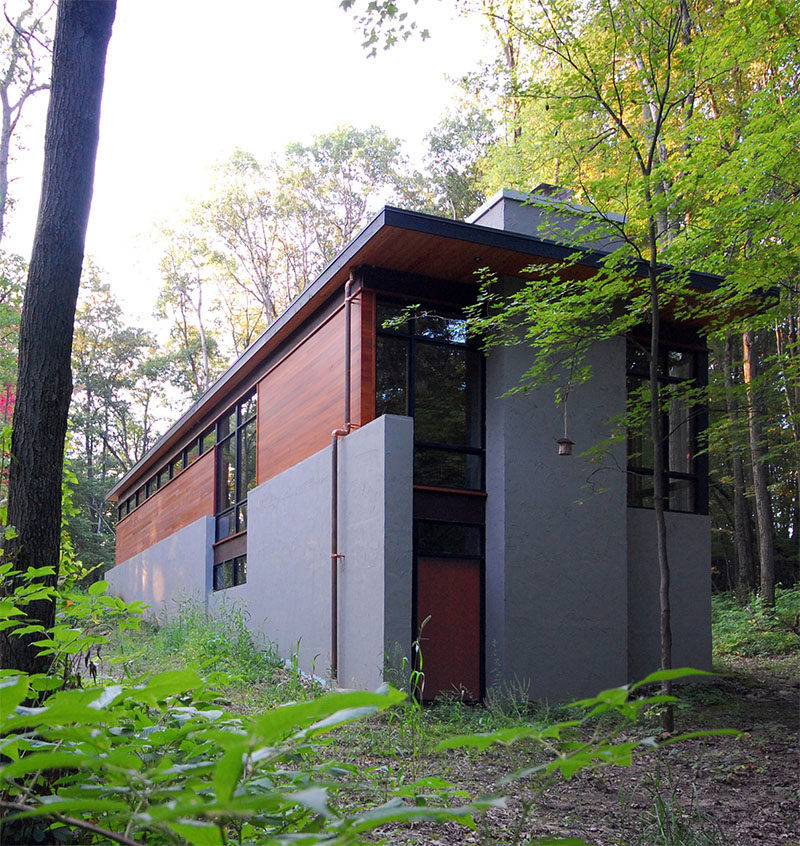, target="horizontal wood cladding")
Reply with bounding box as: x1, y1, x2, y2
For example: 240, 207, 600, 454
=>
258, 297, 366, 484
115, 451, 215, 565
